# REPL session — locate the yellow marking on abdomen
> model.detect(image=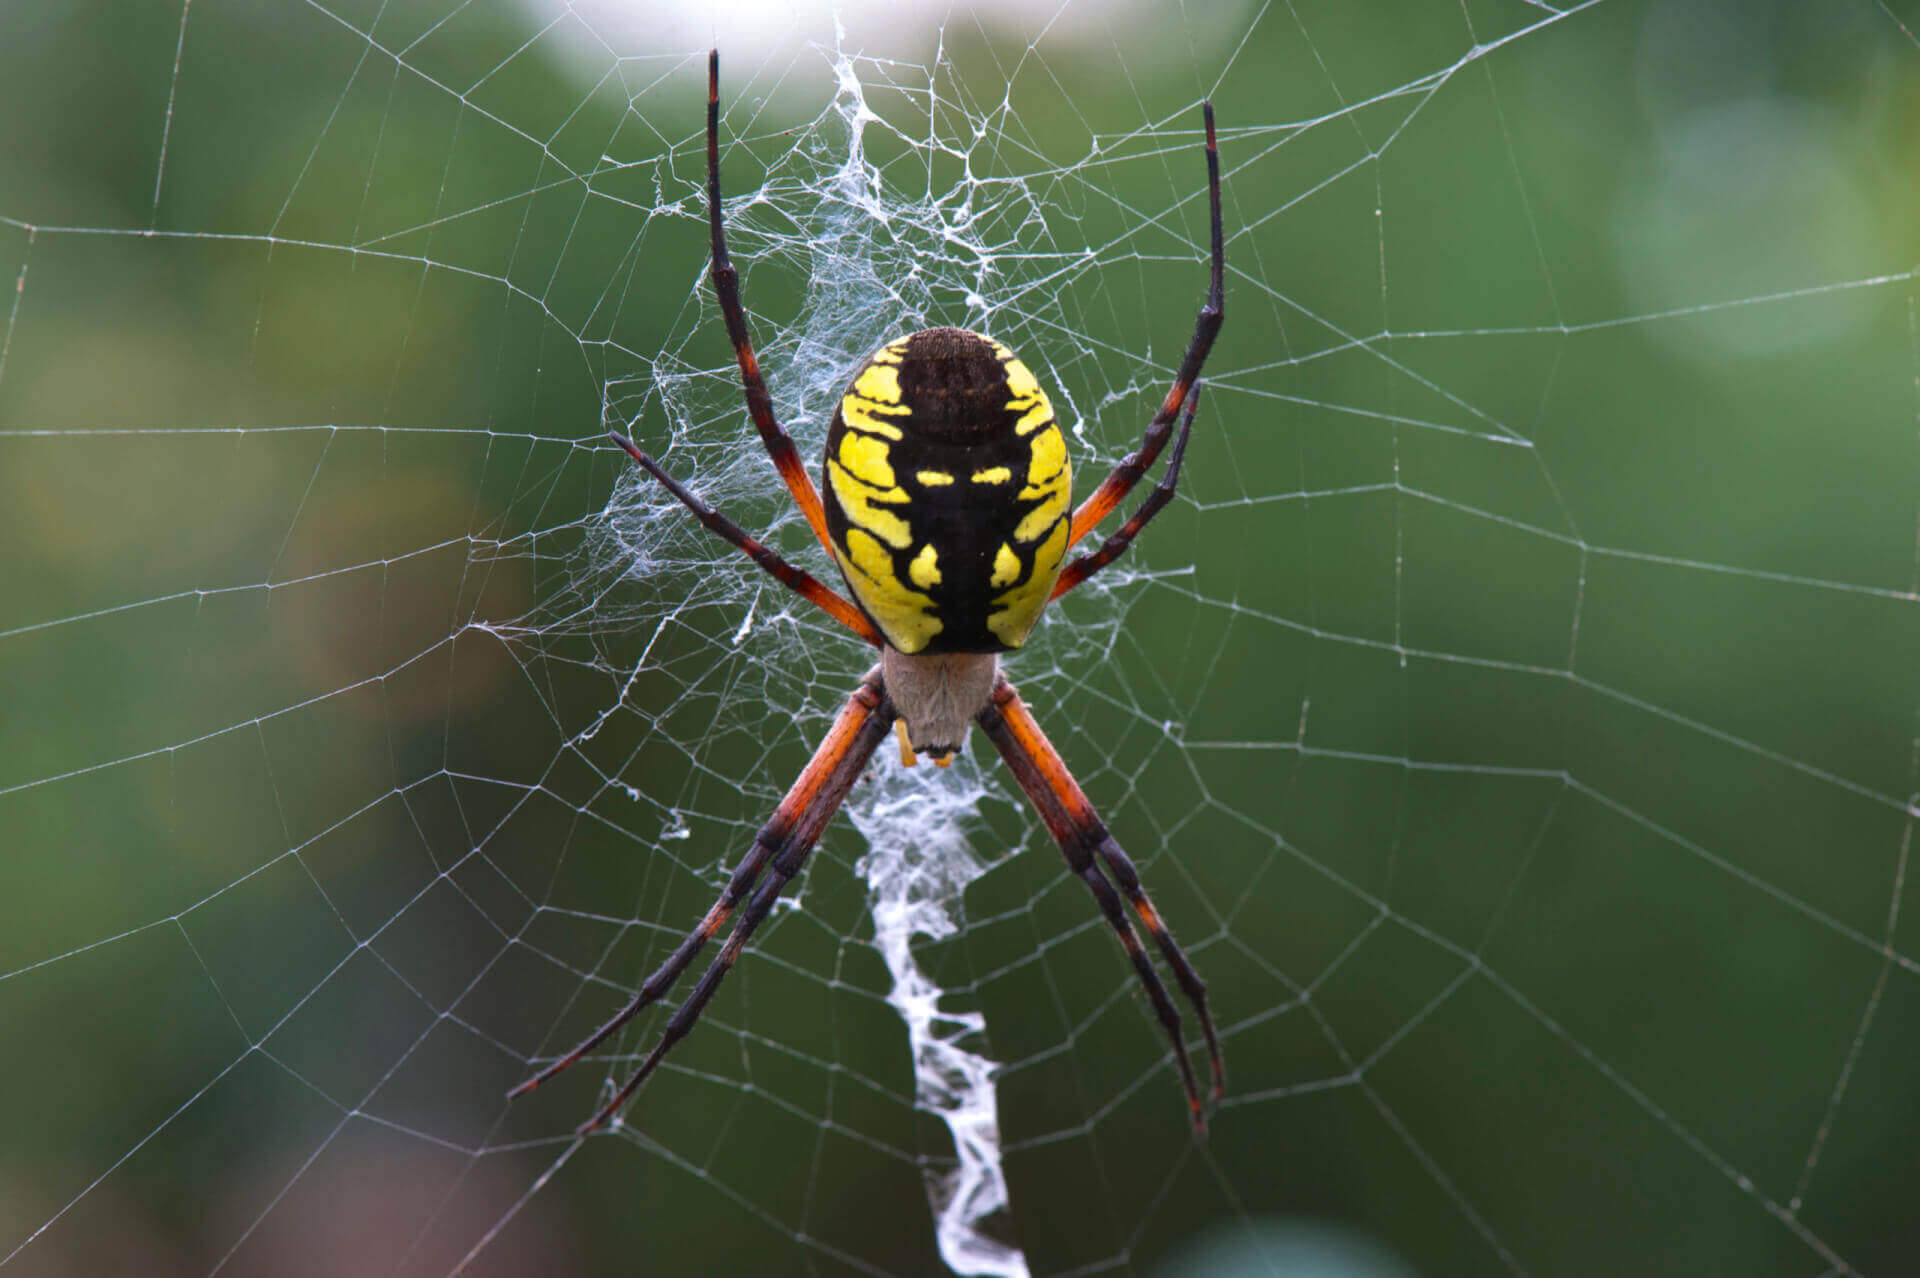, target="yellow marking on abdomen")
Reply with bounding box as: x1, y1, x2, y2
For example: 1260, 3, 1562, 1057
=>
908, 543, 941, 588
828, 460, 913, 548
1014, 496, 1065, 544
971, 466, 1011, 485
1021, 425, 1066, 495
1013, 422, 1071, 543
1000, 354, 1040, 399
1013, 405, 1053, 435
916, 470, 955, 487
990, 542, 1020, 588
988, 519, 1069, 647
854, 362, 904, 404
842, 393, 909, 440
838, 431, 896, 489
999, 356, 1055, 434
842, 527, 941, 652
